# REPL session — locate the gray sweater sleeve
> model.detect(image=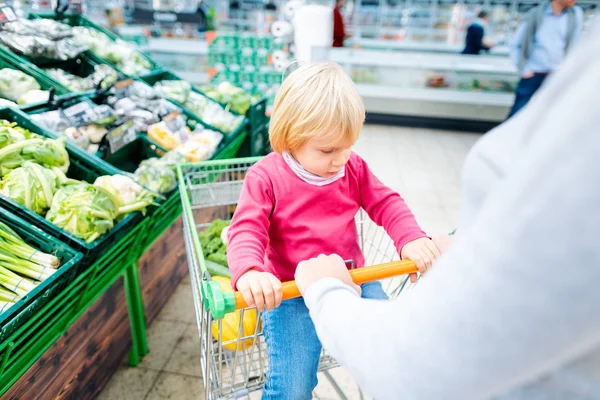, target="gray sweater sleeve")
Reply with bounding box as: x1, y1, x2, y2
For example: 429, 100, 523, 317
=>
304, 21, 600, 400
